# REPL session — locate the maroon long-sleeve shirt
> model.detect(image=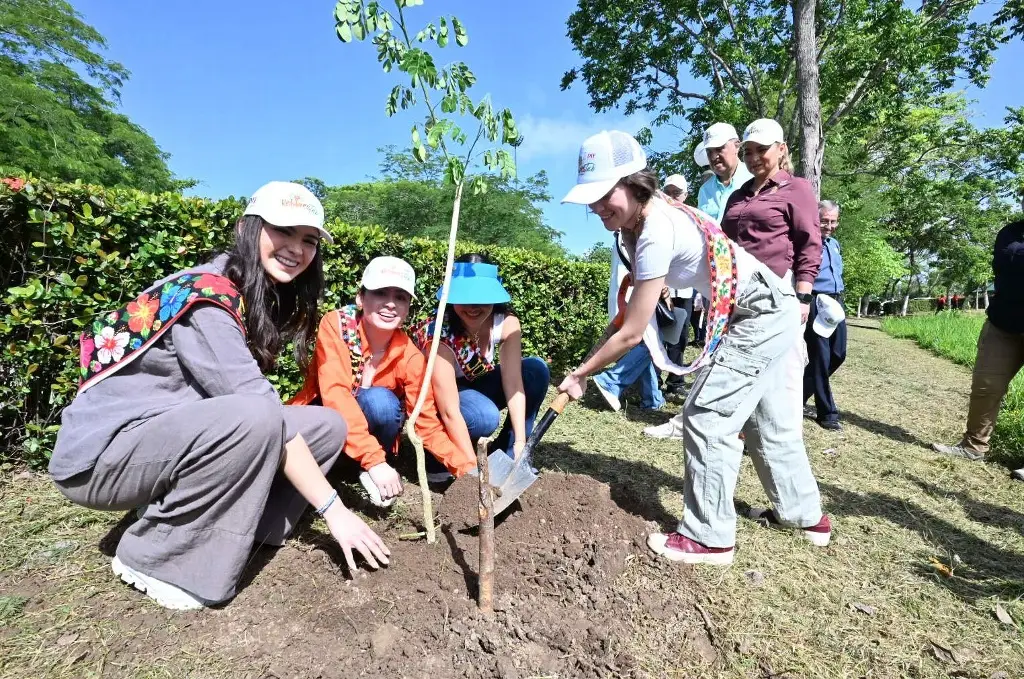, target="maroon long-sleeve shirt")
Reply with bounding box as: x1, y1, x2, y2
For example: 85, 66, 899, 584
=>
721, 170, 822, 285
